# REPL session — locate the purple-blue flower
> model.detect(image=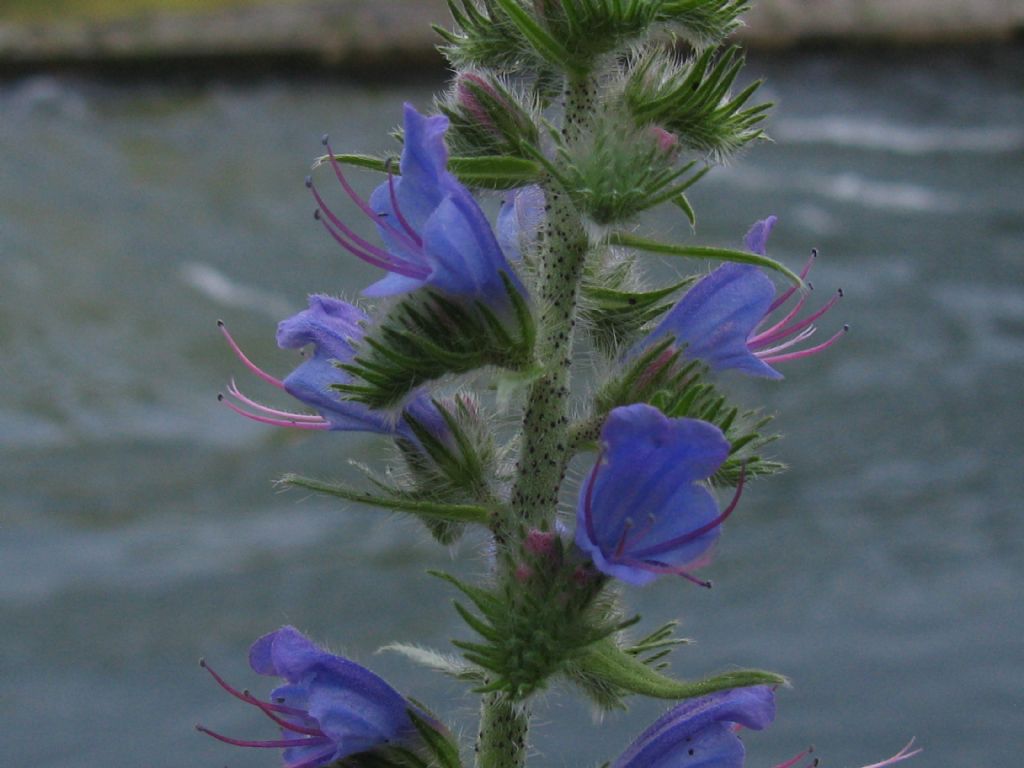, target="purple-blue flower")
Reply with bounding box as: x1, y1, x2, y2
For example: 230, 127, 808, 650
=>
614, 684, 921, 768
639, 216, 845, 380
198, 626, 430, 768
575, 404, 741, 587
612, 686, 776, 768
218, 295, 443, 443
307, 103, 526, 306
